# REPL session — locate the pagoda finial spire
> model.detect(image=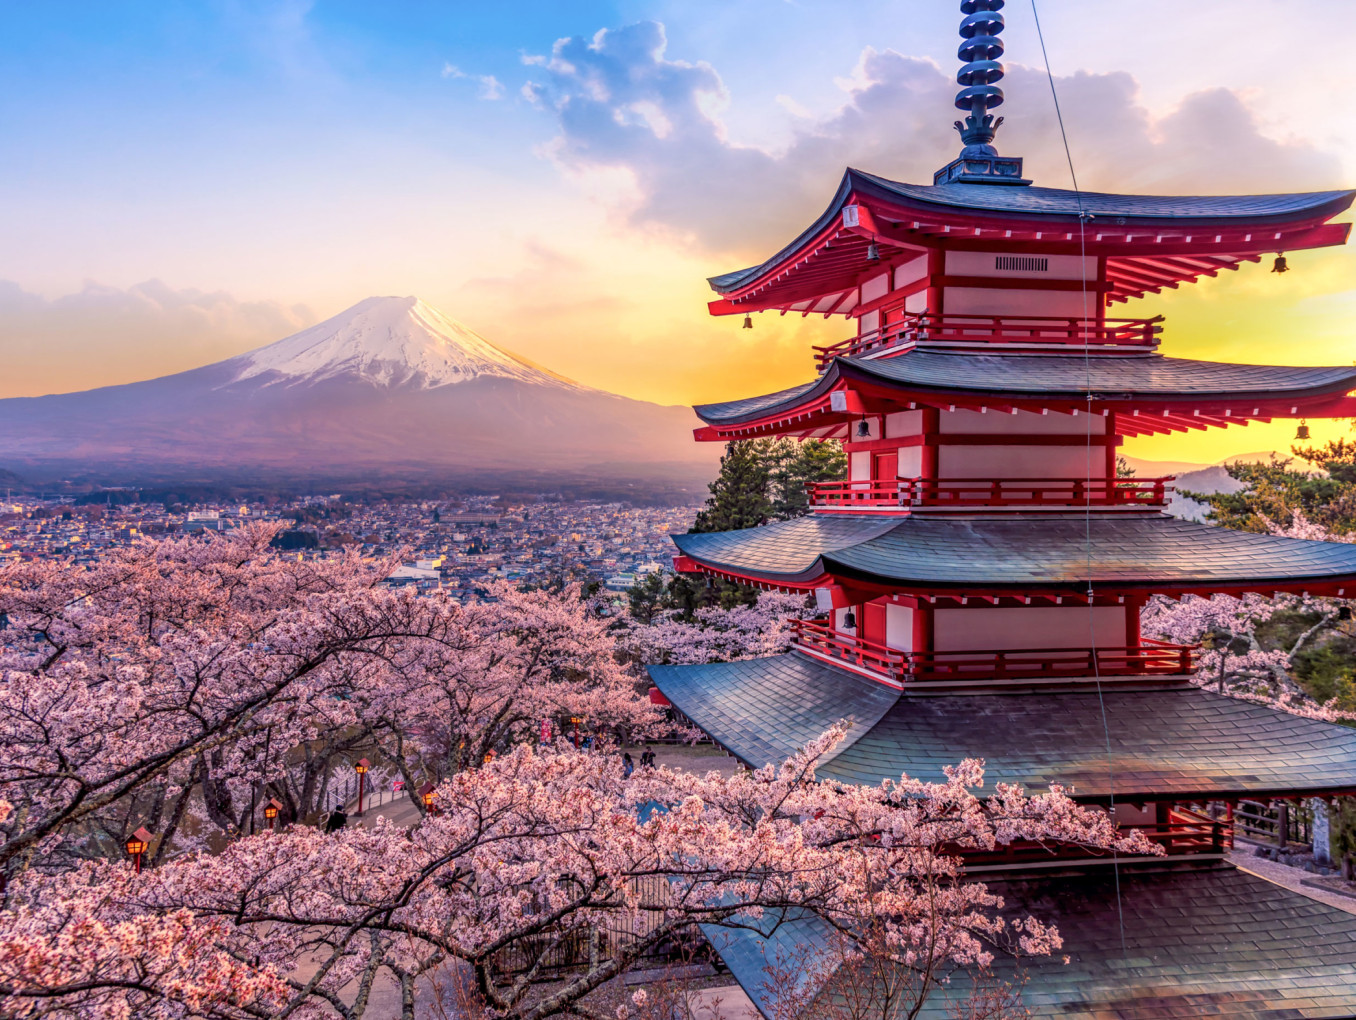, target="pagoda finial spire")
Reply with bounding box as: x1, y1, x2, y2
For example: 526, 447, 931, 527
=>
933, 0, 1030, 186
